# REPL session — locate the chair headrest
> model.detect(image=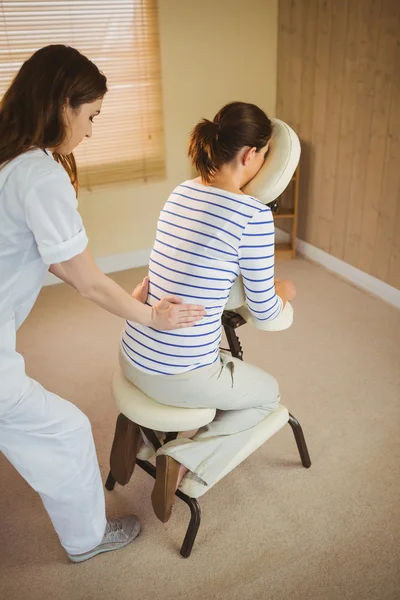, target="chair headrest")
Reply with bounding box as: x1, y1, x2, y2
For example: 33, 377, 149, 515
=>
224, 119, 300, 330
242, 118, 301, 204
